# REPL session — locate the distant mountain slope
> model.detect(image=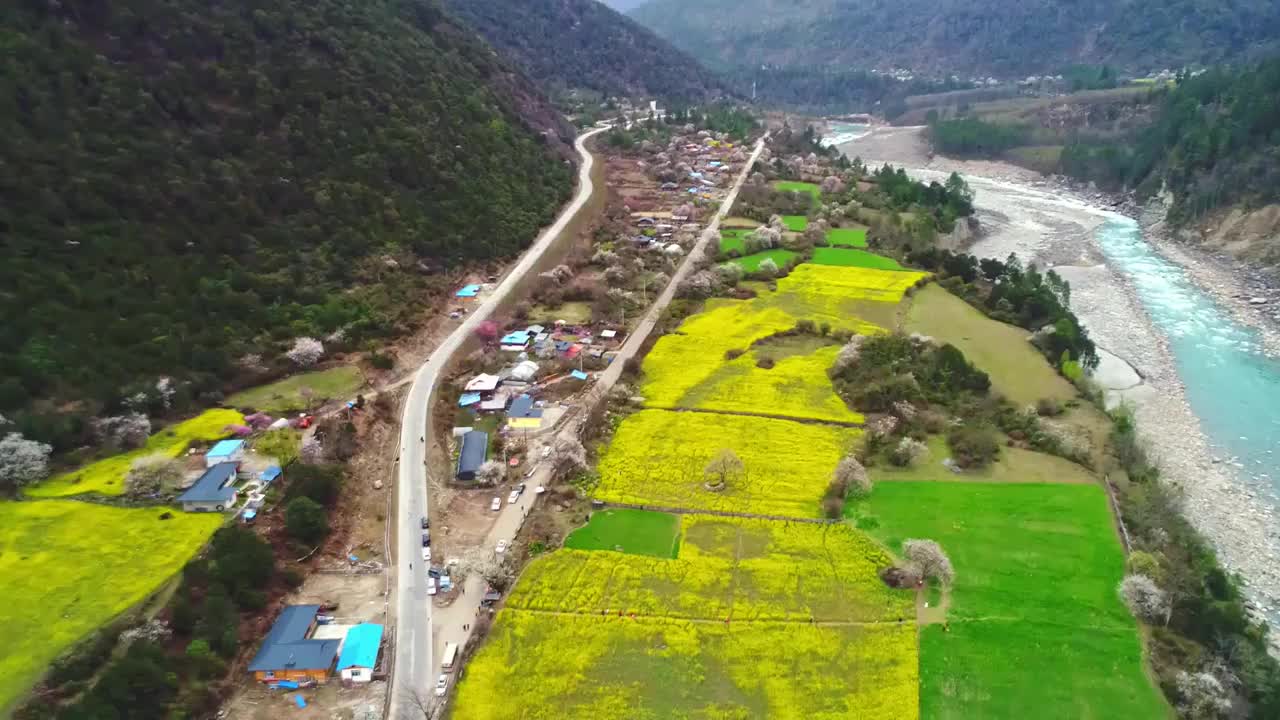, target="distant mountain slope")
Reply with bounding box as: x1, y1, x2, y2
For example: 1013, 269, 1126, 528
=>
444, 0, 731, 101
628, 0, 1280, 76
0, 0, 574, 428
600, 0, 649, 11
